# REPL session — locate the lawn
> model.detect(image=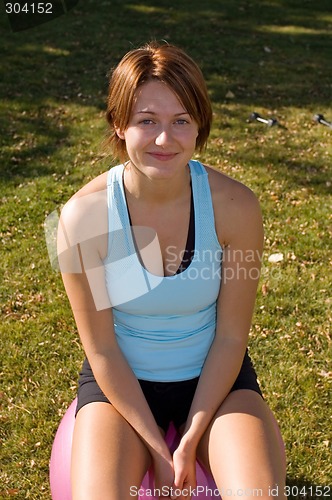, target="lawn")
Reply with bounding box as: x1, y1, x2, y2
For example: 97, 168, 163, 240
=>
0, 0, 331, 498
